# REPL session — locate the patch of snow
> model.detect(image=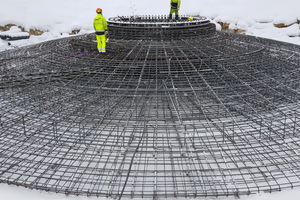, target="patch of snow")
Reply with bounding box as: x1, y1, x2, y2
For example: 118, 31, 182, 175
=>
254, 15, 276, 23
229, 23, 237, 30
253, 22, 274, 30
1, 183, 300, 200
273, 14, 298, 26
0, 39, 8, 52
214, 15, 238, 24
236, 20, 249, 30
244, 19, 257, 27
285, 24, 300, 37
0, 184, 108, 200
247, 23, 300, 46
